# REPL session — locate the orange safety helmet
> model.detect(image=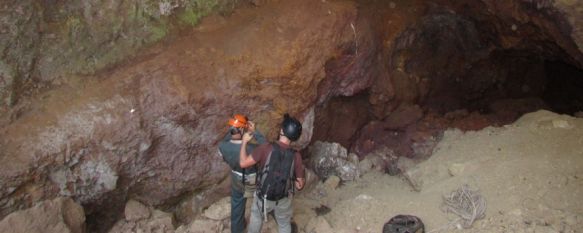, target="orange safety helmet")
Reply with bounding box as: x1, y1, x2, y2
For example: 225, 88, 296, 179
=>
228, 114, 248, 129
